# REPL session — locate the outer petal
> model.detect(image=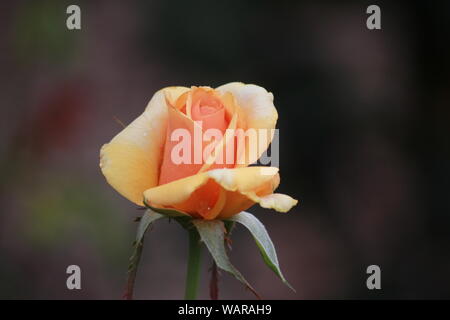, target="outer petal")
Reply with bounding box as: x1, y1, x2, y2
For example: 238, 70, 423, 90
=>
143, 167, 297, 219
217, 172, 280, 219
256, 193, 299, 213
216, 82, 278, 166
210, 167, 297, 218
100, 87, 189, 205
